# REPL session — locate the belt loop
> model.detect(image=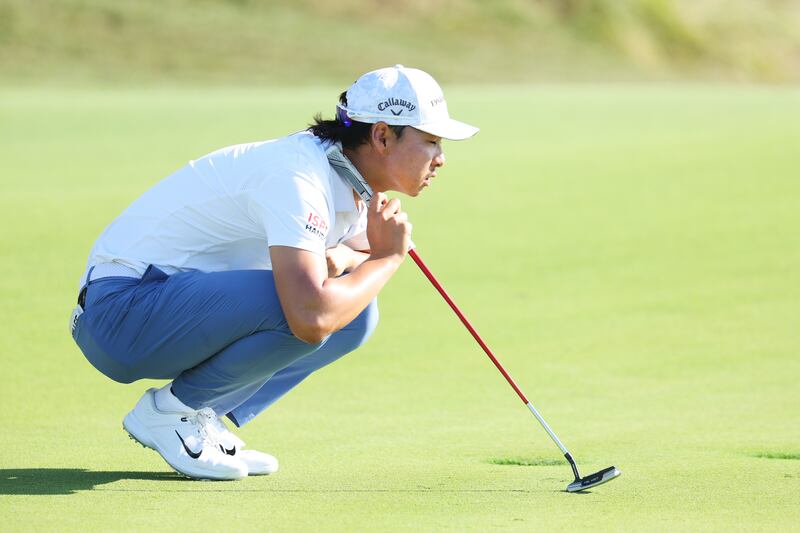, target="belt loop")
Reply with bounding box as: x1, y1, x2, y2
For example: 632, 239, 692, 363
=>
77, 265, 96, 308
141, 264, 169, 282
